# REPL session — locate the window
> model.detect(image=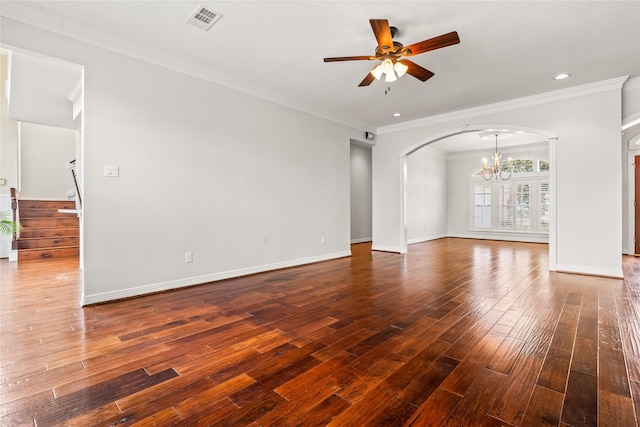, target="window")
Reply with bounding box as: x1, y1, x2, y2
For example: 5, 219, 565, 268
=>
470, 157, 549, 234
499, 183, 513, 228
512, 159, 534, 173
539, 161, 549, 172
515, 183, 530, 230
539, 182, 550, 231
474, 184, 491, 228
